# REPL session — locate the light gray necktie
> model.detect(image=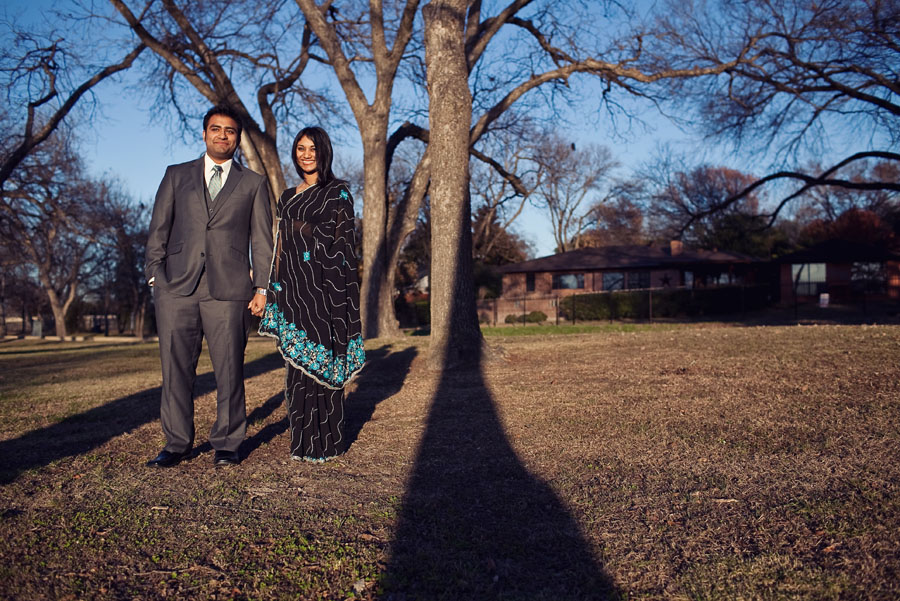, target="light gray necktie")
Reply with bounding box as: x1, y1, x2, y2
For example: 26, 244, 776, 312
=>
209, 164, 223, 200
